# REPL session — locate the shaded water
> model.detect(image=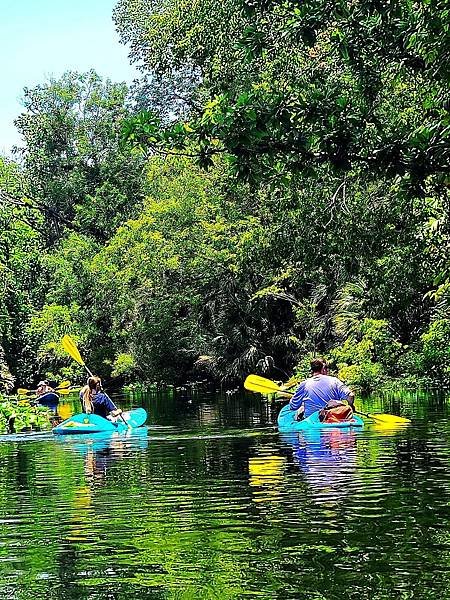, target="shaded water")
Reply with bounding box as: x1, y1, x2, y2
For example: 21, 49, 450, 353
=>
1, 389, 450, 599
